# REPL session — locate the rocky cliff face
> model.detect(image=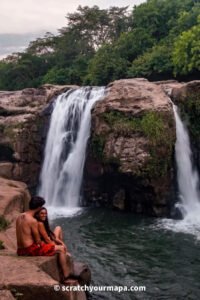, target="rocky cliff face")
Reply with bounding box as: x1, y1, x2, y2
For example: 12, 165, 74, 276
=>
0, 177, 30, 250
0, 85, 77, 188
0, 79, 177, 217
84, 79, 176, 216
